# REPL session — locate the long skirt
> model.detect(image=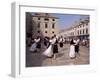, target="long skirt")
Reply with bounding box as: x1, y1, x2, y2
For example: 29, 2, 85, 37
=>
69, 45, 75, 58
75, 45, 79, 53
44, 41, 47, 46
29, 43, 36, 52
59, 42, 63, 47
53, 44, 58, 54
43, 45, 53, 57
36, 42, 41, 49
